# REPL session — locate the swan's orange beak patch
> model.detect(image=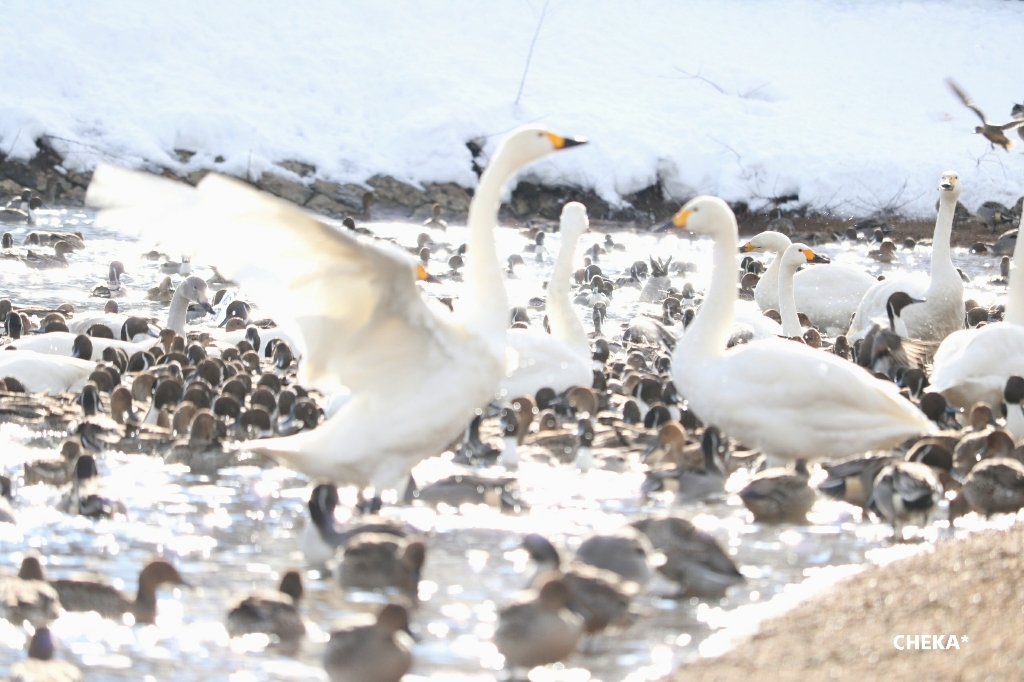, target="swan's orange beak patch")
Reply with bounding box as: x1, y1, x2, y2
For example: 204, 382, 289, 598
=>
741, 242, 755, 252
802, 248, 815, 260
671, 208, 692, 228
545, 132, 588, 149
415, 264, 439, 283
